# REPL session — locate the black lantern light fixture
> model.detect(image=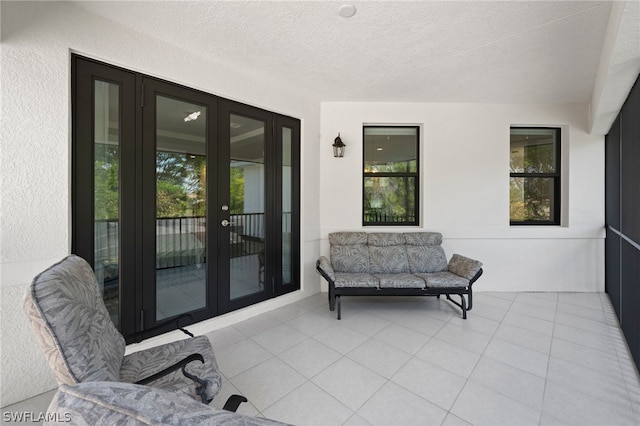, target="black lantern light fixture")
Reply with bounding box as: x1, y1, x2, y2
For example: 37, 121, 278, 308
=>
333, 133, 346, 158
